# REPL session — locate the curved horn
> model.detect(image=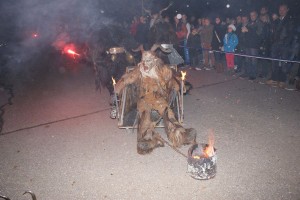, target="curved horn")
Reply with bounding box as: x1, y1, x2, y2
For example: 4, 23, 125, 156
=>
150, 44, 161, 52
132, 44, 144, 53
23, 191, 37, 200
0, 195, 10, 200
143, 8, 151, 16
151, 44, 173, 53
159, 1, 174, 14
